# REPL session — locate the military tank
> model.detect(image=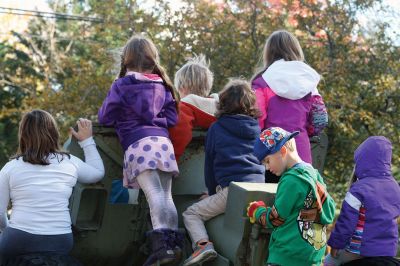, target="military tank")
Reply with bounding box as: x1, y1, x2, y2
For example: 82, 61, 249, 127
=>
64, 124, 328, 266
